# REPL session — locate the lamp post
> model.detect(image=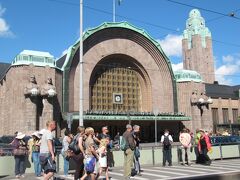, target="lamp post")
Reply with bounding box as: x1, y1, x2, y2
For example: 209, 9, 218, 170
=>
113, 0, 115, 22
153, 108, 159, 146
79, 0, 84, 126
